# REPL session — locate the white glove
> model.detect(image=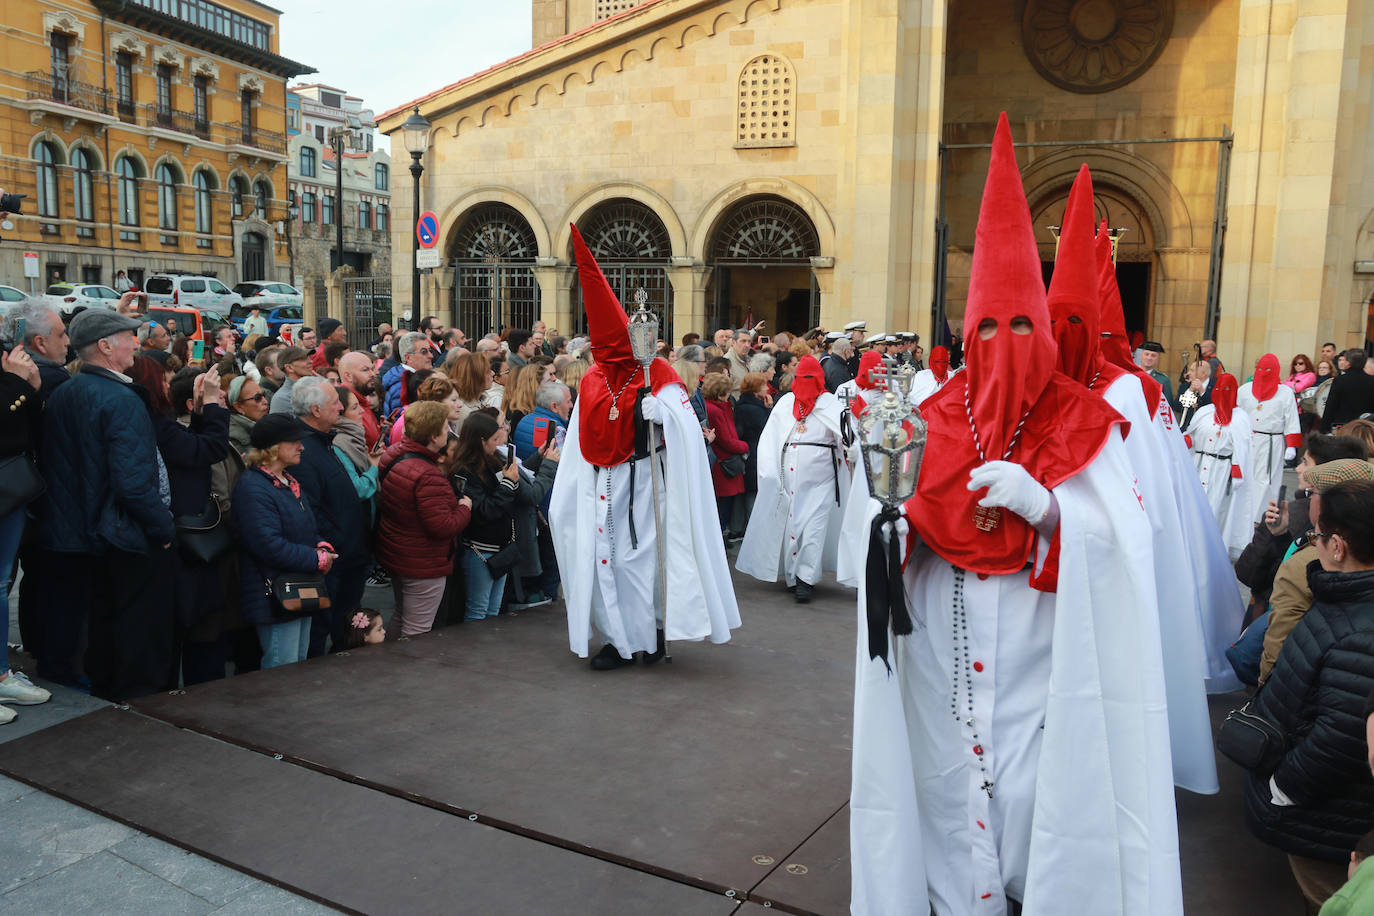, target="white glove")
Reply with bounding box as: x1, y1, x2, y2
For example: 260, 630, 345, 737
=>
967, 461, 1051, 526
640, 393, 661, 422
1284, 446, 1297, 461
